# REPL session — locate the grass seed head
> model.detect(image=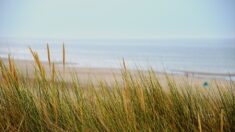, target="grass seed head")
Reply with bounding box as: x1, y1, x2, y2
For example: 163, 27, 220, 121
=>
29, 47, 46, 79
